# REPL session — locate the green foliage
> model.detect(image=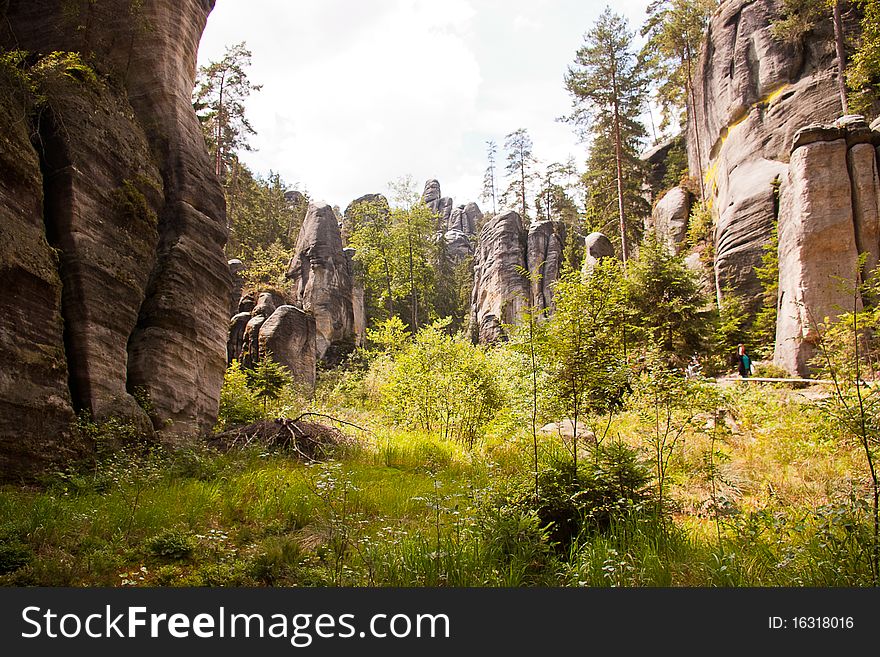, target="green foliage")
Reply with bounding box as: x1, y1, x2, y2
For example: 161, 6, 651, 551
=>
685, 200, 713, 253
225, 163, 302, 266
112, 178, 158, 228
239, 241, 293, 289
0, 535, 32, 575
641, 0, 717, 131
770, 0, 830, 44
849, 0, 880, 115
247, 354, 293, 413
364, 316, 410, 357
348, 195, 438, 330
193, 41, 261, 177
632, 354, 721, 516
502, 128, 538, 220
379, 319, 503, 447
481, 139, 498, 215
751, 219, 780, 358
542, 262, 630, 467
146, 529, 197, 561
626, 234, 712, 362
566, 8, 650, 255
658, 138, 690, 192
216, 361, 261, 430
493, 445, 653, 554
705, 291, 750, 376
